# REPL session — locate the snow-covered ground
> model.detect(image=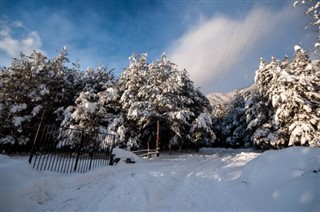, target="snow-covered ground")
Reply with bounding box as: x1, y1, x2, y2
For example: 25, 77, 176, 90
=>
1, 147, 319, 211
